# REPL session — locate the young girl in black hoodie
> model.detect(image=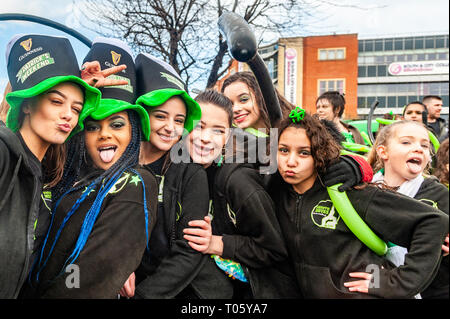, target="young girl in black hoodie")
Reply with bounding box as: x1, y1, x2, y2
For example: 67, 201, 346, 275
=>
269, 110, 448, 298
368, 120, 449, 299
